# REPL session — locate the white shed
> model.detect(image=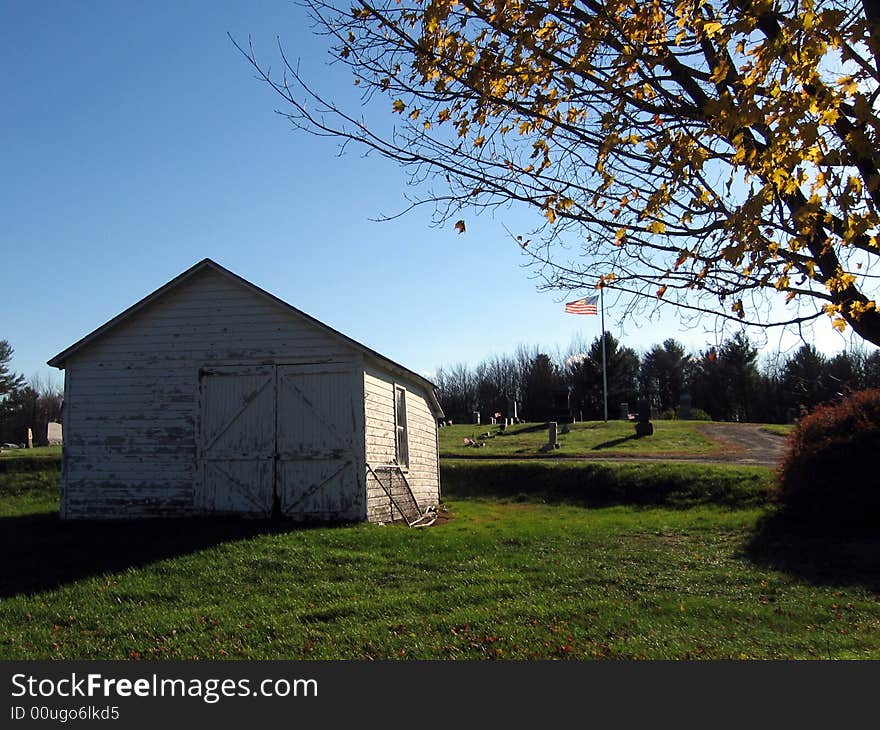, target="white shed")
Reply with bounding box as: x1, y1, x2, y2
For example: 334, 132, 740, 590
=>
48, 259, 443, 523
